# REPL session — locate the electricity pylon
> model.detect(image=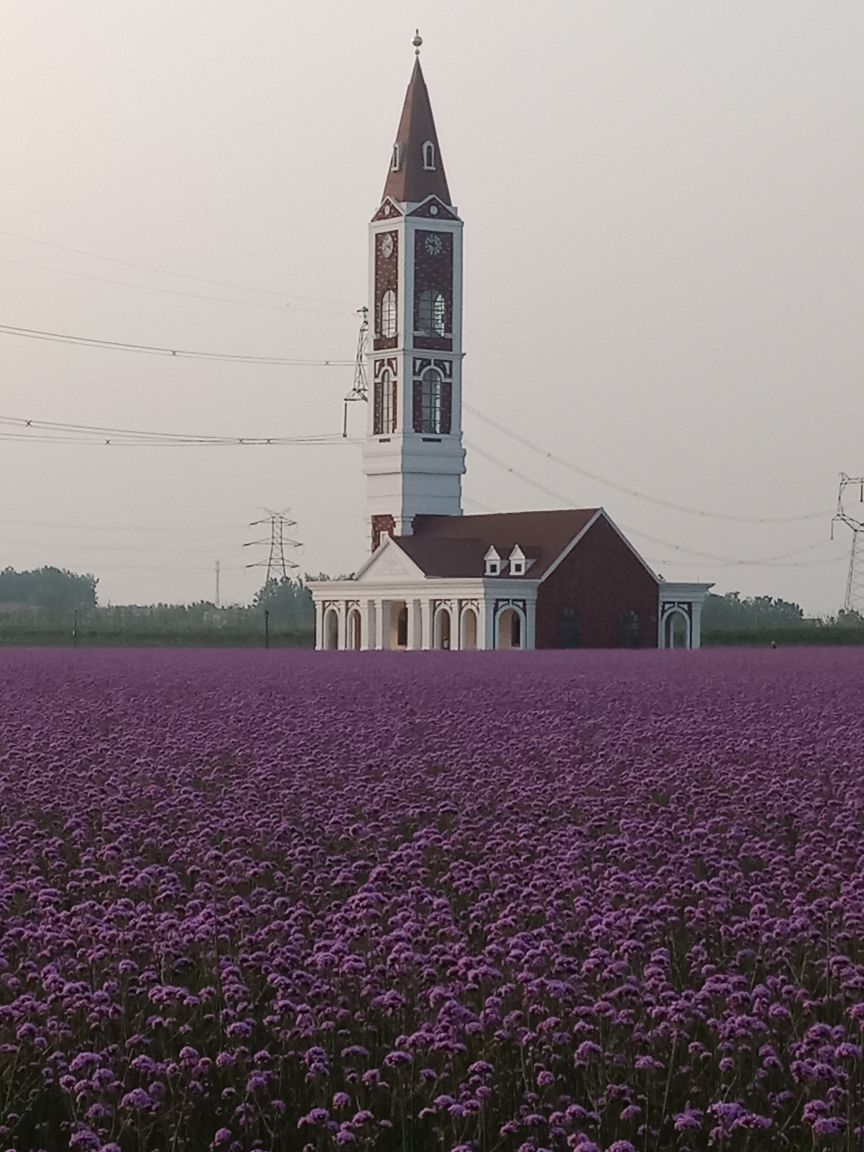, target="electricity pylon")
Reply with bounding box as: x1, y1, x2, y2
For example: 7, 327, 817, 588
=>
831, 473, 864, 615
243, 509, 300, 582
342, 307, 369, 437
